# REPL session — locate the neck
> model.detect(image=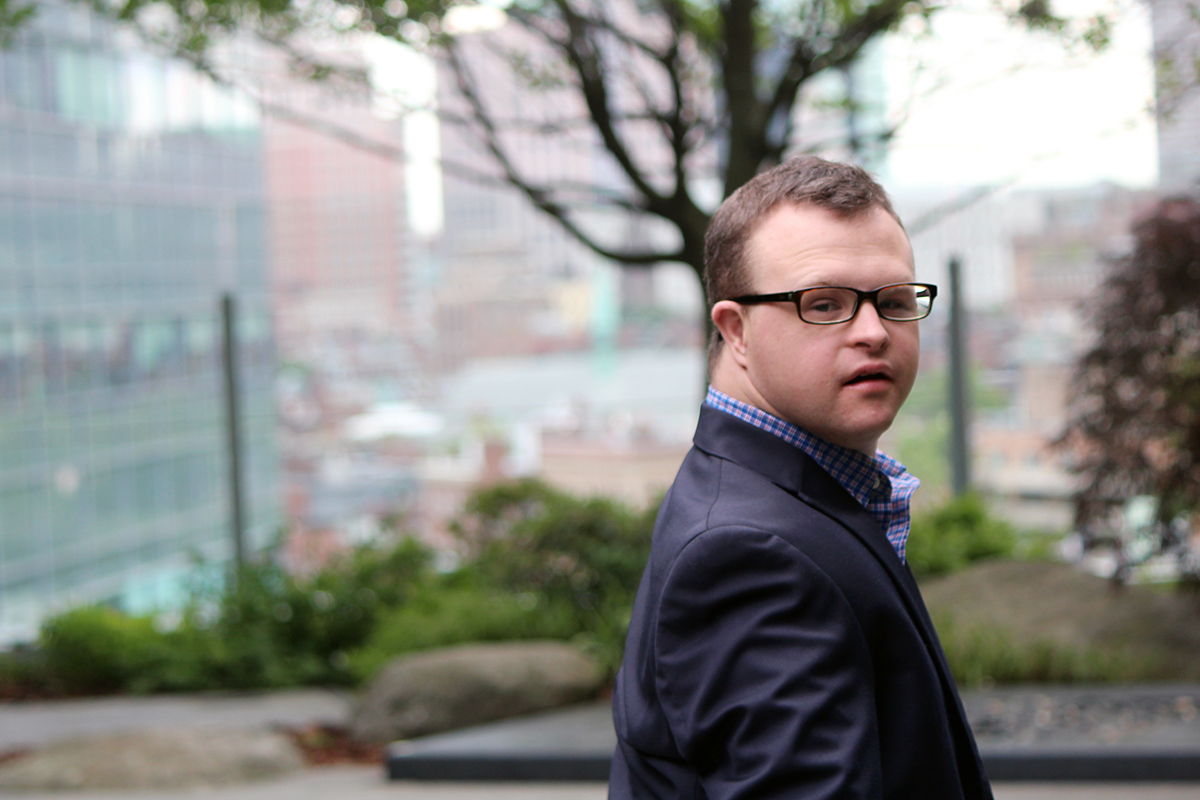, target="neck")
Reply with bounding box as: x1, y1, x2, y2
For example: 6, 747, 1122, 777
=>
709, 351, 761, 412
